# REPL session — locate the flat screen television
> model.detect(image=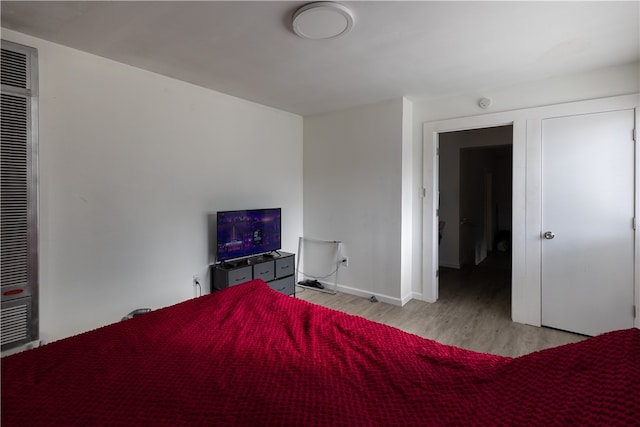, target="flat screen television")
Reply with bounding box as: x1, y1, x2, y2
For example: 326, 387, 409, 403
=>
216, 208, 281, 263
